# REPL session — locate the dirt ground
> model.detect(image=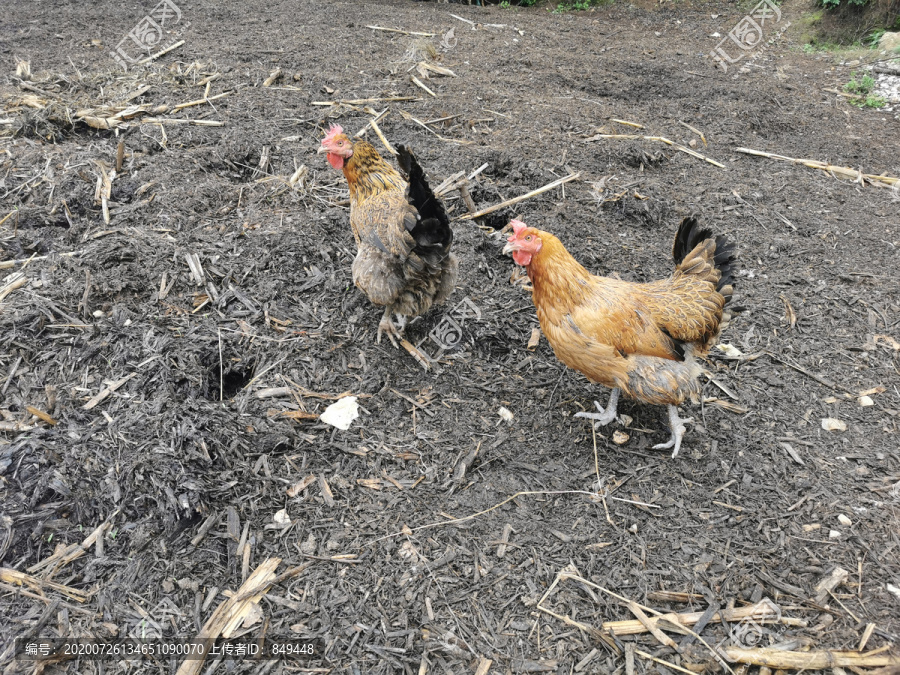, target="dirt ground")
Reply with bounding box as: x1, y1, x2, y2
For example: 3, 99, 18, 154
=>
1, 0, 899, 673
